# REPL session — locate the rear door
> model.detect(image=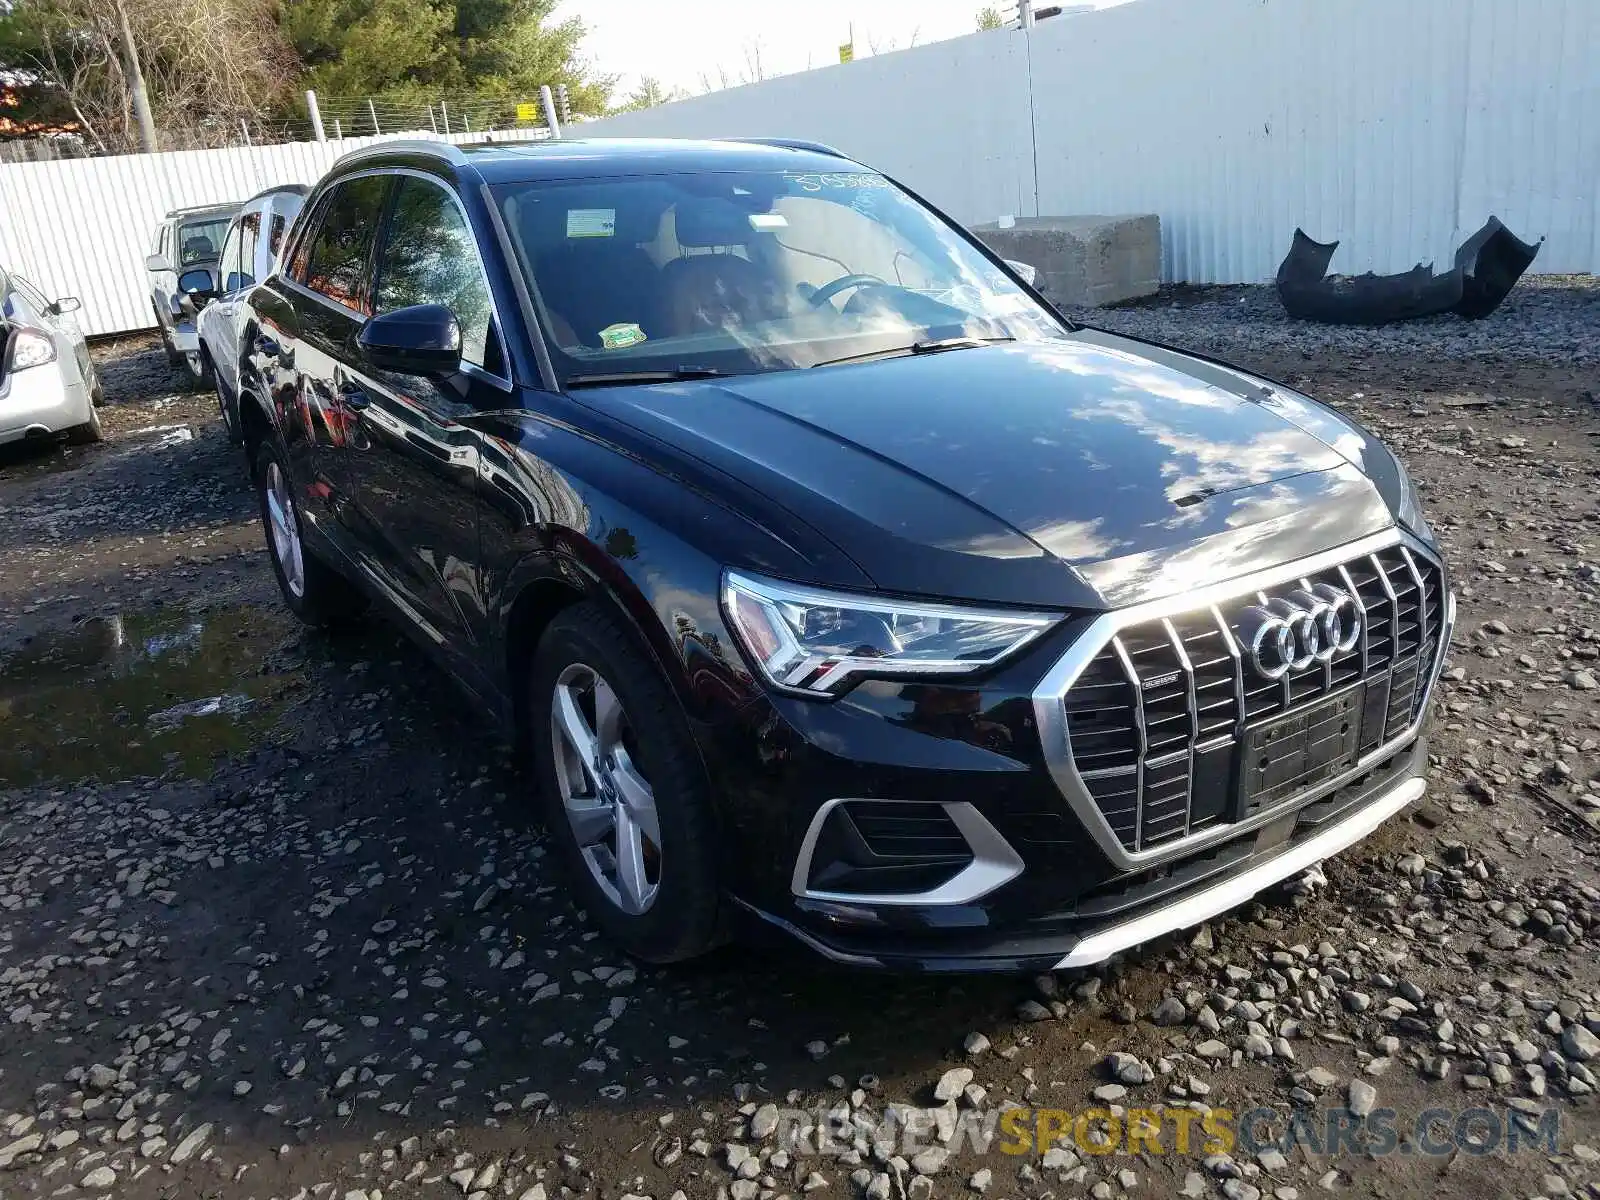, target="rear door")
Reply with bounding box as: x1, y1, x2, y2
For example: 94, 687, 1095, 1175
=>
267, 175, 392, 562
336, 171, 510, 684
